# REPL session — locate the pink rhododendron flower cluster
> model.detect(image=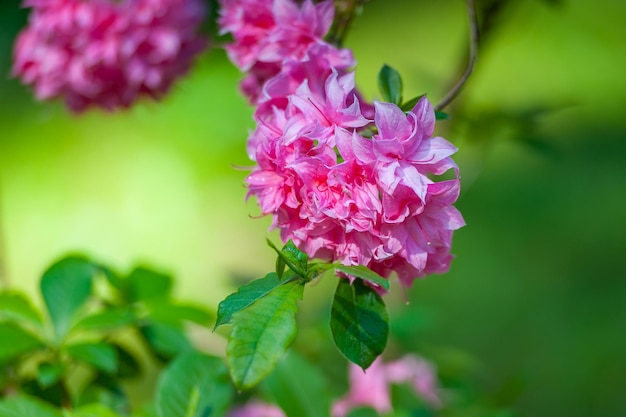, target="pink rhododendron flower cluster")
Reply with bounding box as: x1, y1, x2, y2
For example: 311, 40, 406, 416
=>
13, 0, 207, 112
332, 355, 442, 417
218, 0, 345, 102
220, 0, 464, 288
